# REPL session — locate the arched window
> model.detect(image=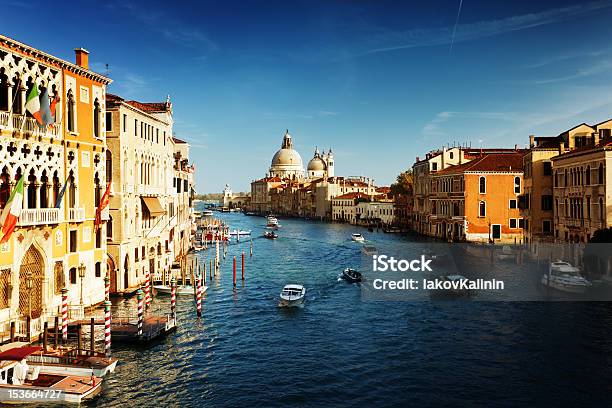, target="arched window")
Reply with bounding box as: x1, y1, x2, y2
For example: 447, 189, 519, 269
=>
67, 171, 76, 208
108, 215, 113, 239
514, 176, 521, 194
599, 163, 604, 184
0, 70, 9, 111
94, 173, 101, 207
564, 169, 568, 186
69, 267, 77, 285
106, 150, 112, 183
479, 201, 486, 217
0, 167, 9, 209
586, 165, 591, 185
93, 98, 100, 138
67, 90, 75, 132
12, 76, 23, 114
600, 198, 605, 221
565, 199, 568, 217
27, 169, 37, 209
52, 171, 59, 207
479, 176, 486, 194
40, 170, 48, 208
